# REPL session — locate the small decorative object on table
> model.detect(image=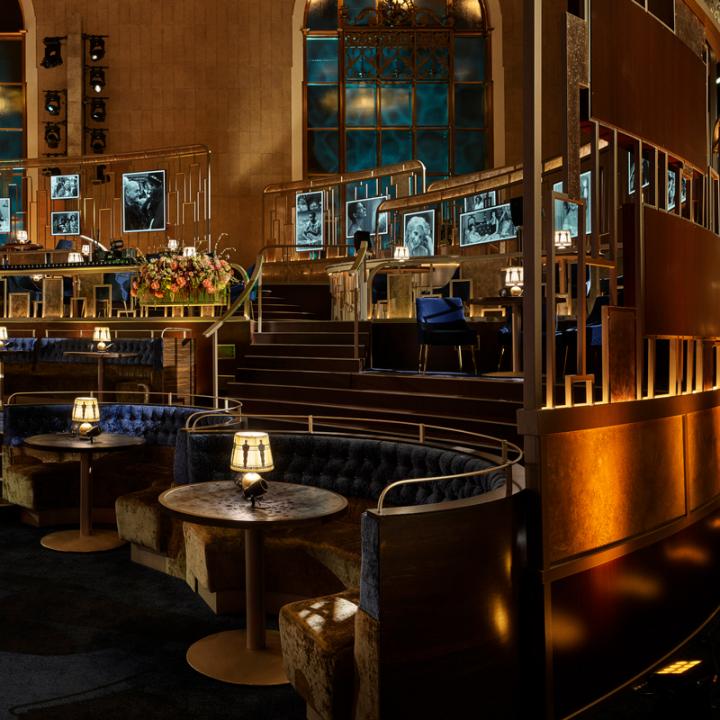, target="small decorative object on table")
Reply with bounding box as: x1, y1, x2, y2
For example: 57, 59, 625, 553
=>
230, 431, 274, 506
92, 326, 111, 351
72, 396, 100, 439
